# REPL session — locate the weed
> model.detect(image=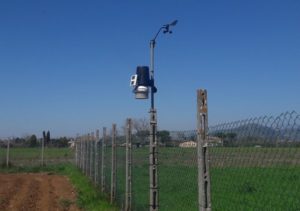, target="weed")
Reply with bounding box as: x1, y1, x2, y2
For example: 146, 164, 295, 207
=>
59, 198, 73, 209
